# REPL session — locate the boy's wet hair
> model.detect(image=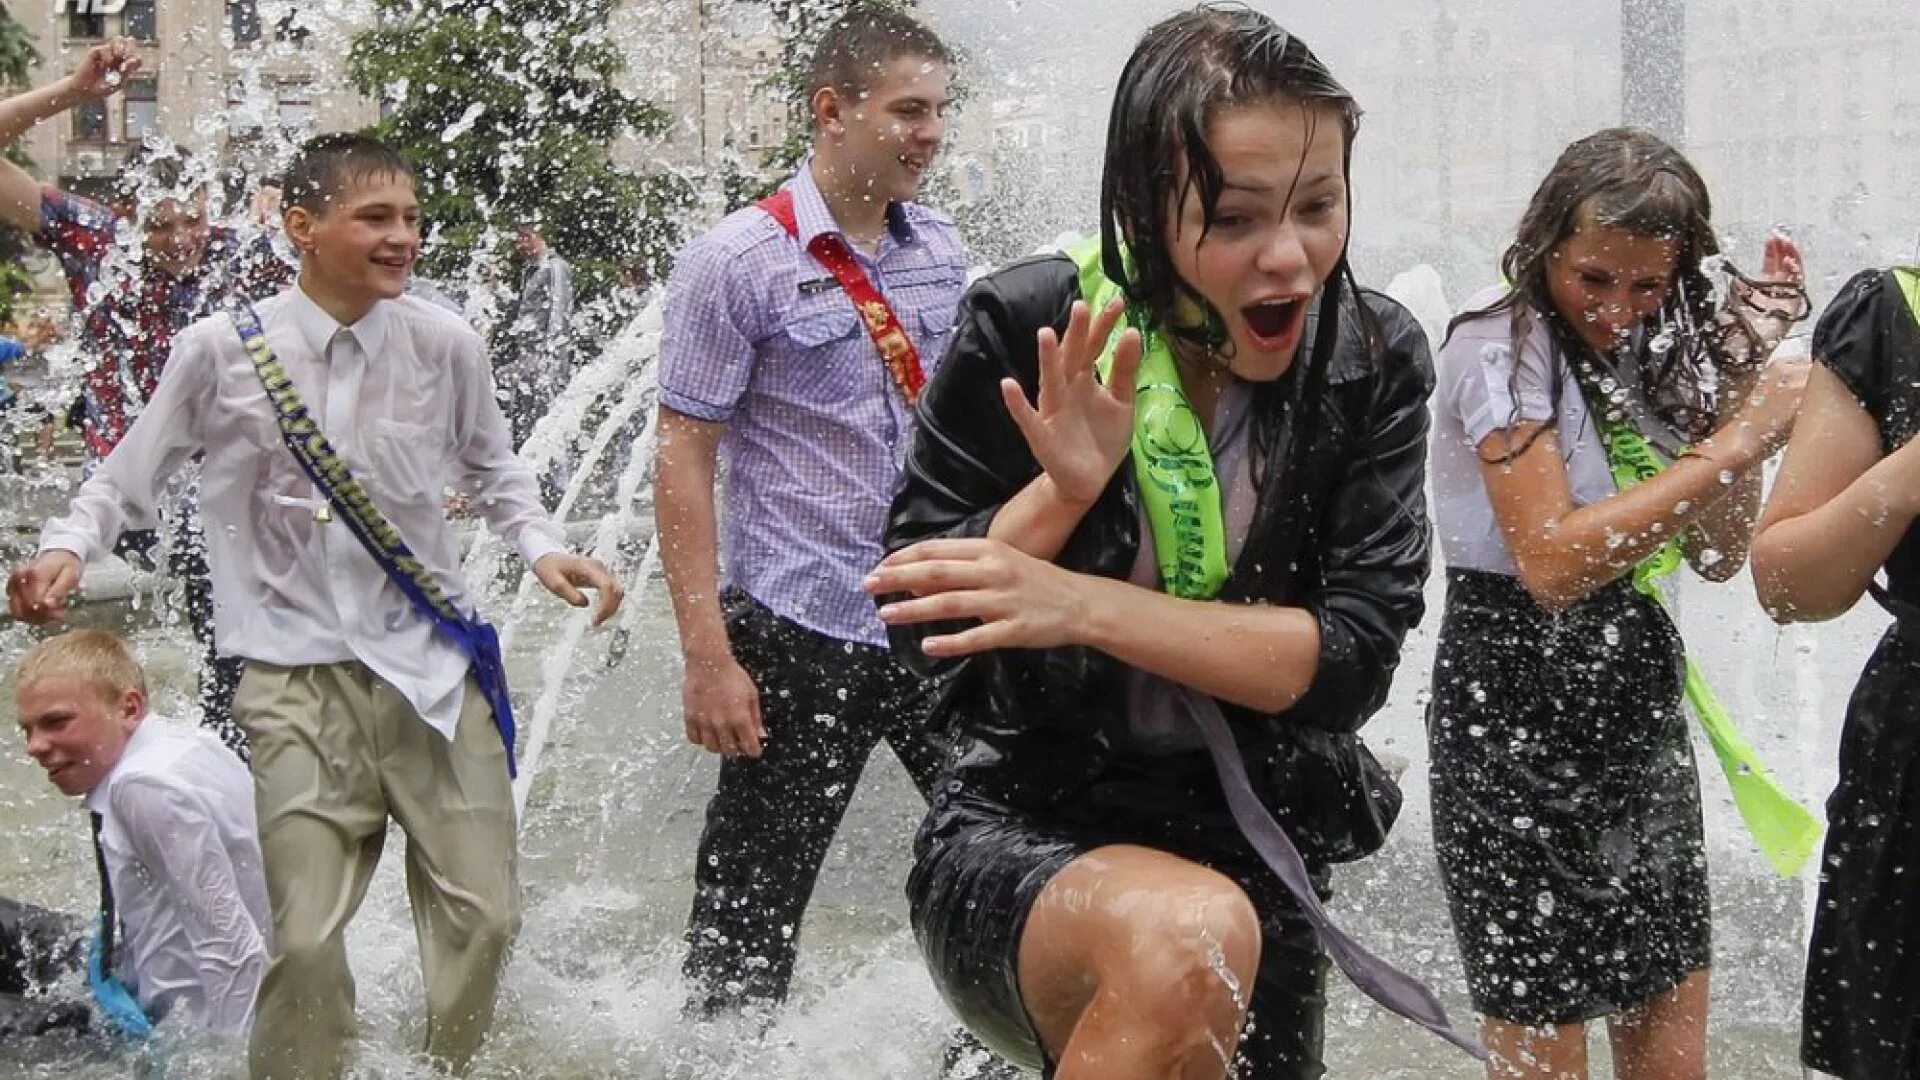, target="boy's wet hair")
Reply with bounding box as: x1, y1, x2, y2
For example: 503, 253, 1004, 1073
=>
807, 7, 950, 105
281, 132, 415, 216
113, 137, 204, 212
16, 630, 147, 707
